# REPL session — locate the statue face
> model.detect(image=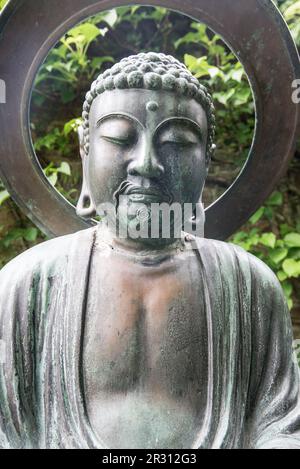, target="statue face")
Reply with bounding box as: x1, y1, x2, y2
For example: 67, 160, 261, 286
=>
86, 88, 208, 241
